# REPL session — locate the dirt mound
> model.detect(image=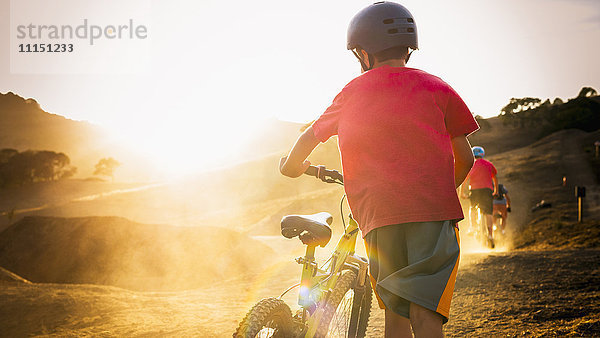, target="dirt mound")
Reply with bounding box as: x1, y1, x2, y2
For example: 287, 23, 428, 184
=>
0, 216, 274, 291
